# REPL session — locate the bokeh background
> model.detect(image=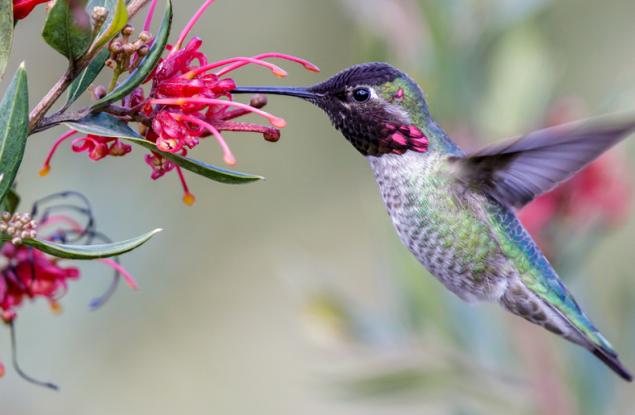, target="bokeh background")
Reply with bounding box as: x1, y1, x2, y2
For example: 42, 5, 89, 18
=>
2, 0, 635, 414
